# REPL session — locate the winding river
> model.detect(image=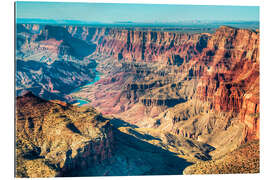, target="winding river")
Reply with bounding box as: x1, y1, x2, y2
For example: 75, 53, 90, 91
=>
71, 71, 101, 106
